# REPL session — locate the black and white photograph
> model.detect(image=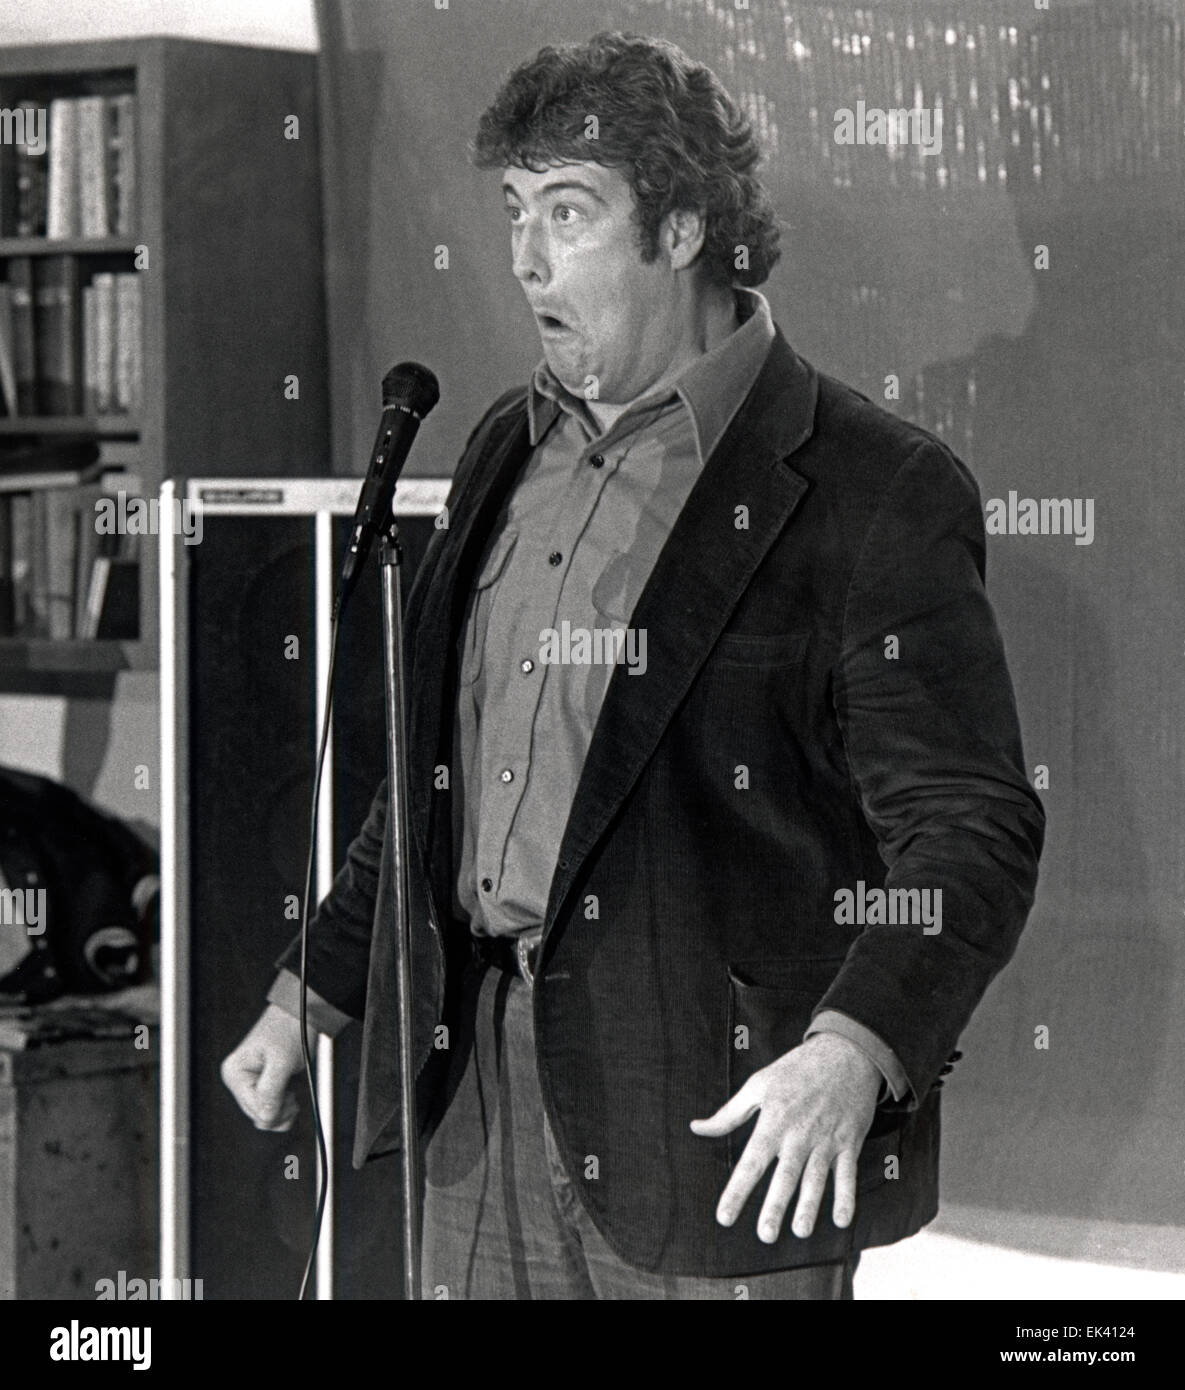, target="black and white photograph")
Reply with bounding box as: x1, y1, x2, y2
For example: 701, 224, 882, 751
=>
0, 0, 1180, 1355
